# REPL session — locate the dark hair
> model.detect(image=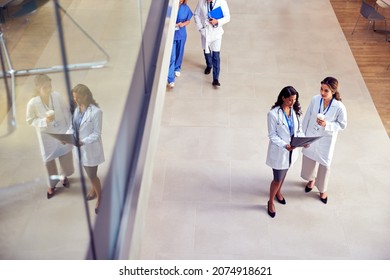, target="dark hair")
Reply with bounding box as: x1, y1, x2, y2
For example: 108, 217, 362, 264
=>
271, 86, 302, 116
321, 77, 342, 101
72, 84, 99, 107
